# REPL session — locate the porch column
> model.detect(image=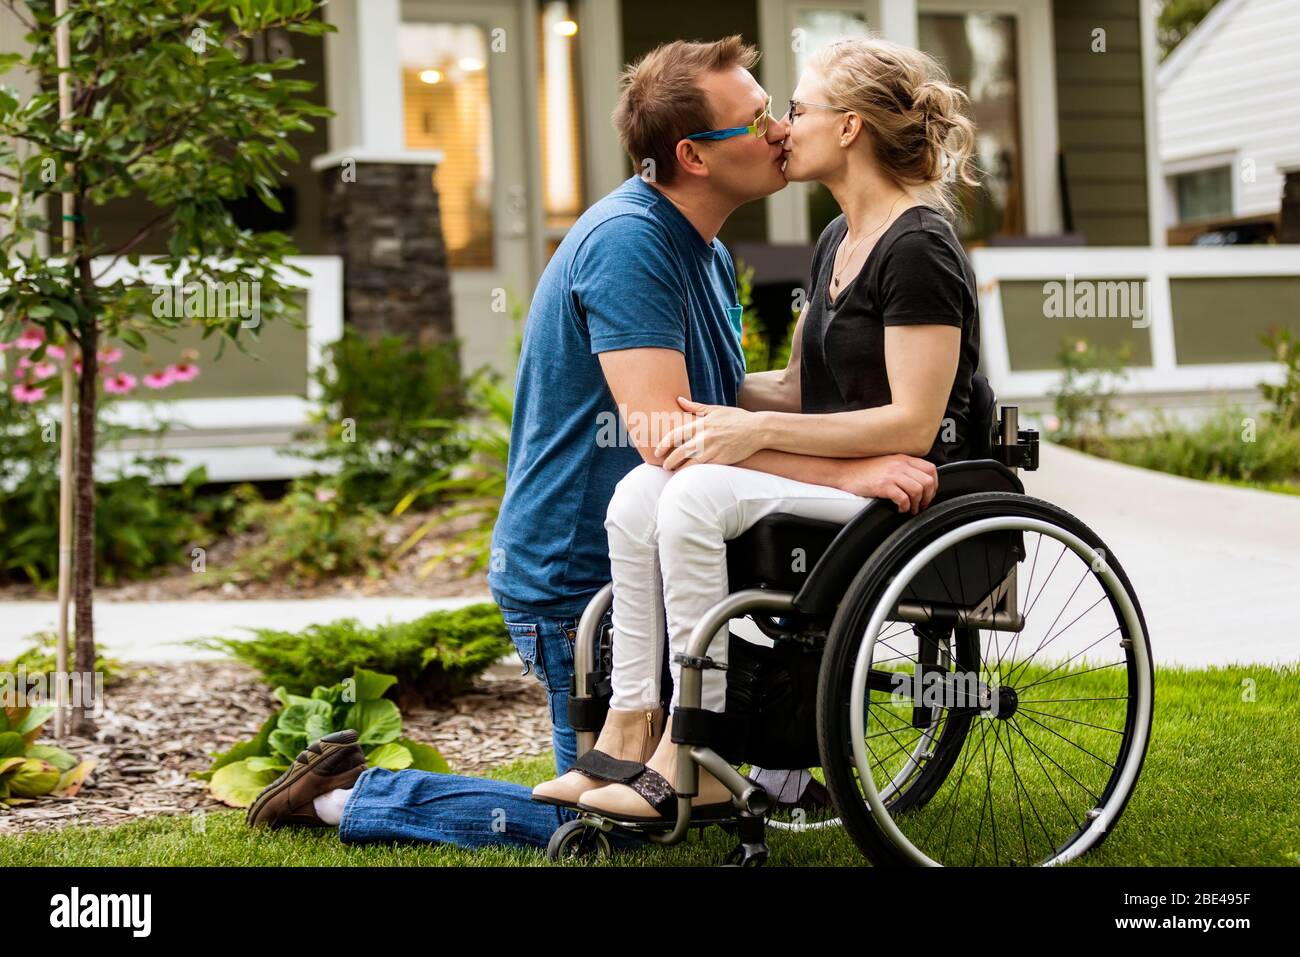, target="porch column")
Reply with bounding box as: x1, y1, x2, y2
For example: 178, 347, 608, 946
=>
869, 0, 917, 49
